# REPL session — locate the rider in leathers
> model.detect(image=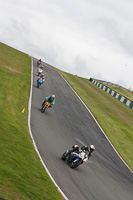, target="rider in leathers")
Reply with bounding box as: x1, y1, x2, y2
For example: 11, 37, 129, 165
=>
42, 95, 55, 108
